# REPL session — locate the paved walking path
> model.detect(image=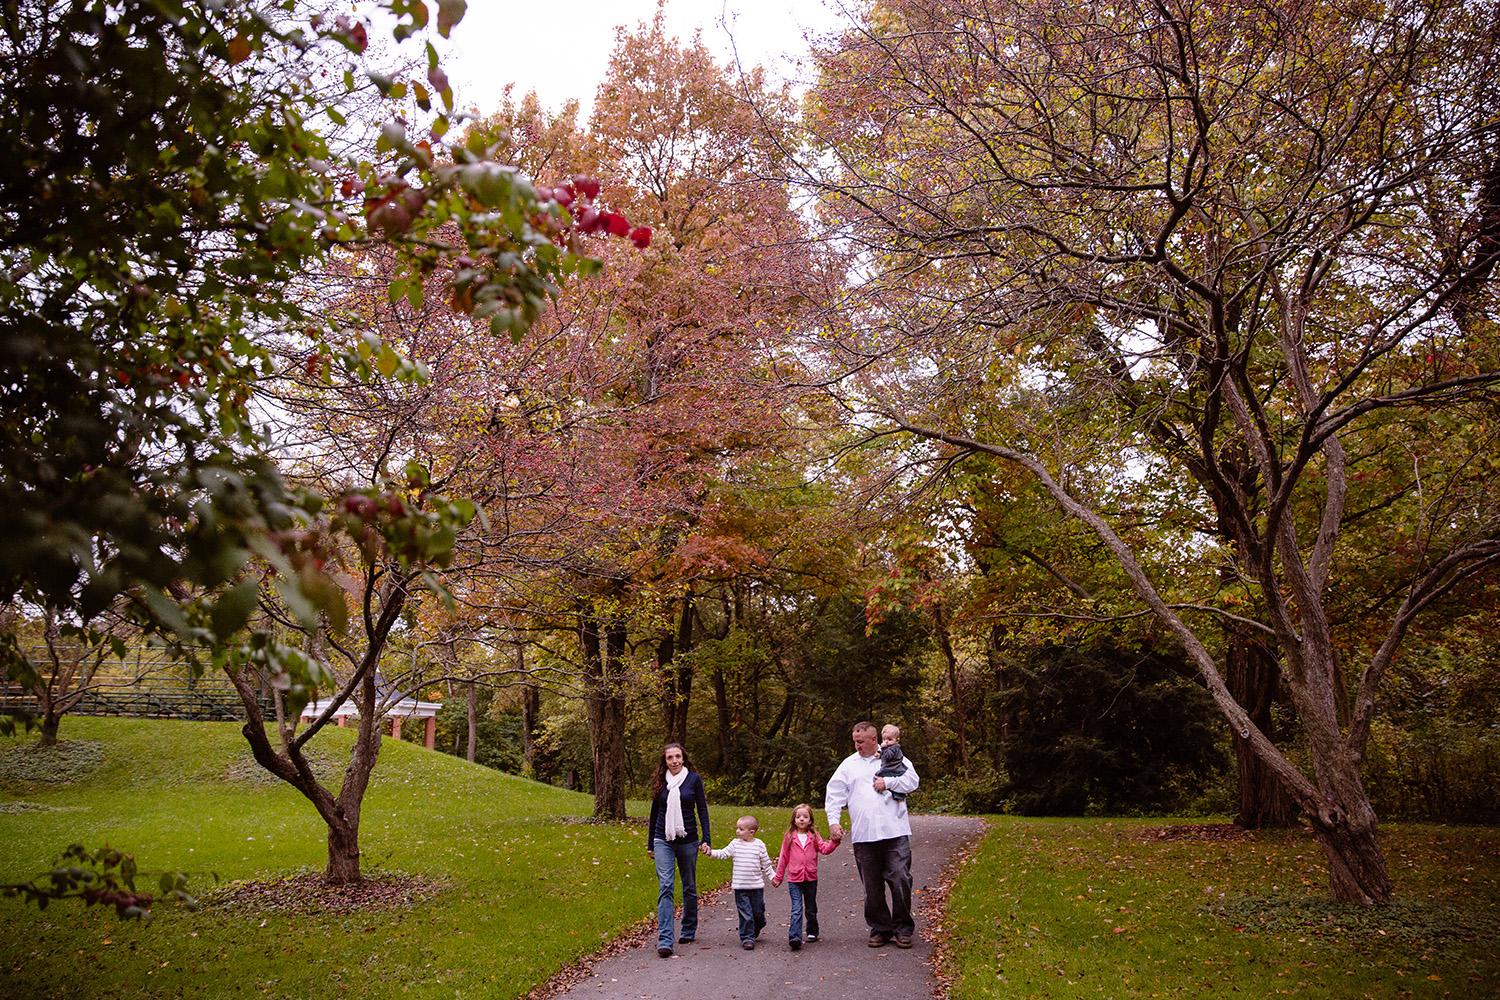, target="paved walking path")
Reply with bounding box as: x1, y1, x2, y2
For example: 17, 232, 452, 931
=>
557, 815, 986, 1000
